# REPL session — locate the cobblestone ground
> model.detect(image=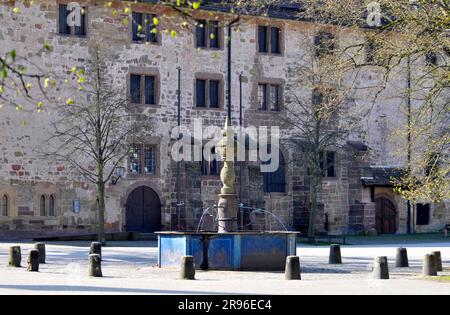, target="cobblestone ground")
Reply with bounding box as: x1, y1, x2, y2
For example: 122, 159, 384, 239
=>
0, 241, 449, 295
